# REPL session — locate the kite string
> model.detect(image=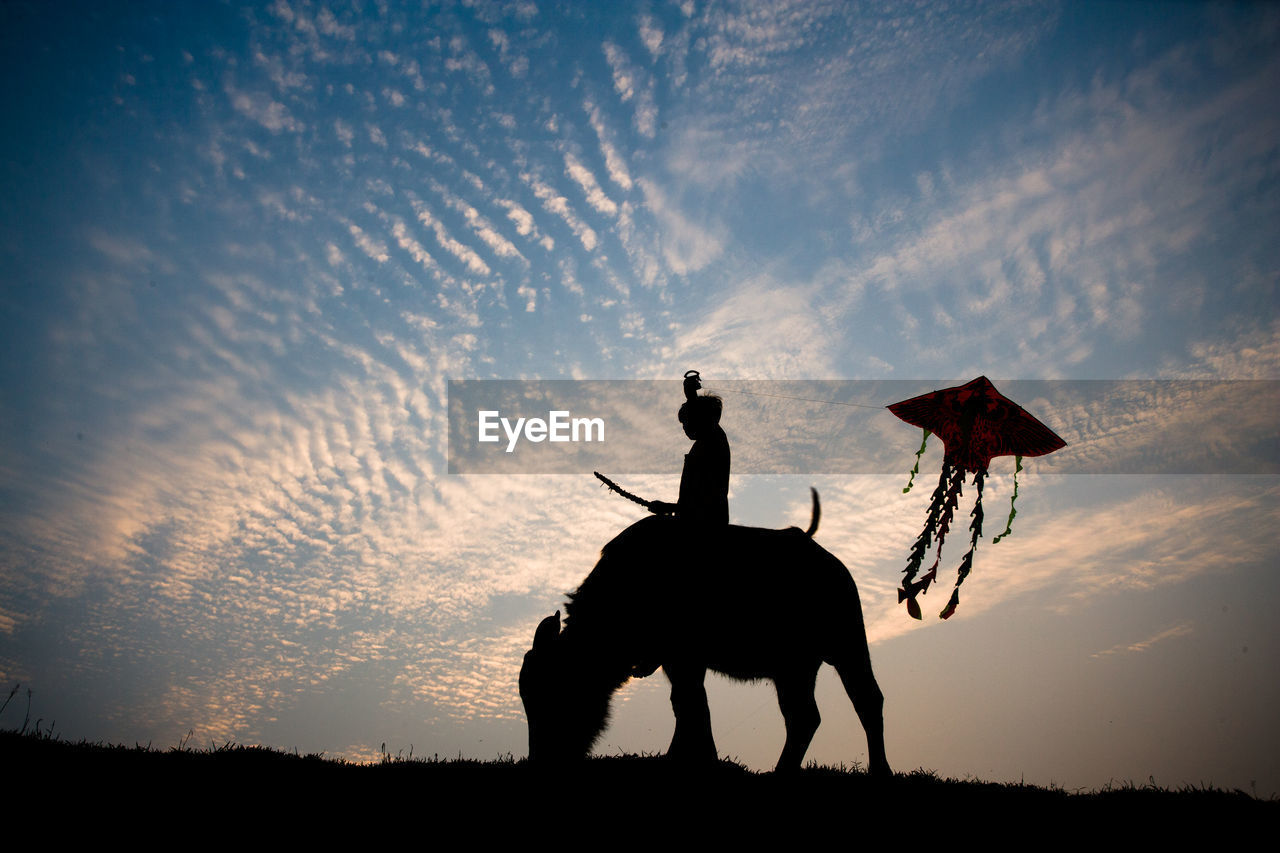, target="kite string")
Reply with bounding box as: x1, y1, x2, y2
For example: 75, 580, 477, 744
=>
712, 388, 887, 410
